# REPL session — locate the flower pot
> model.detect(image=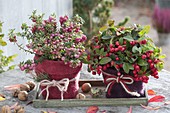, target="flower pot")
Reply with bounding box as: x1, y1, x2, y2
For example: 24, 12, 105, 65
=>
102, 68, 145, 98
34, 56, 82, 100
158, 33, 170, 46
